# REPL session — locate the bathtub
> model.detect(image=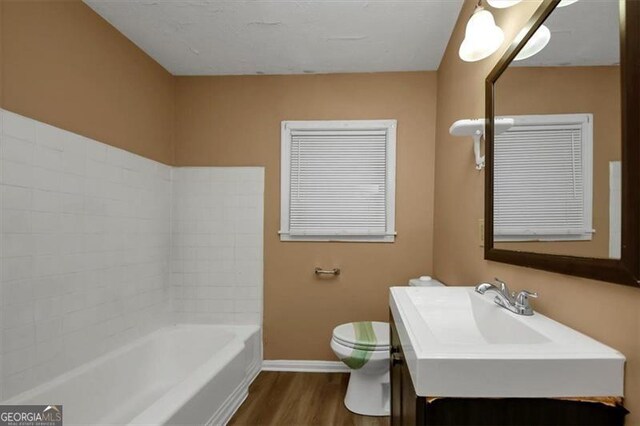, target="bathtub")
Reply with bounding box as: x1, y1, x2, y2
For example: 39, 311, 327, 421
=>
3, 325, 261, 425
